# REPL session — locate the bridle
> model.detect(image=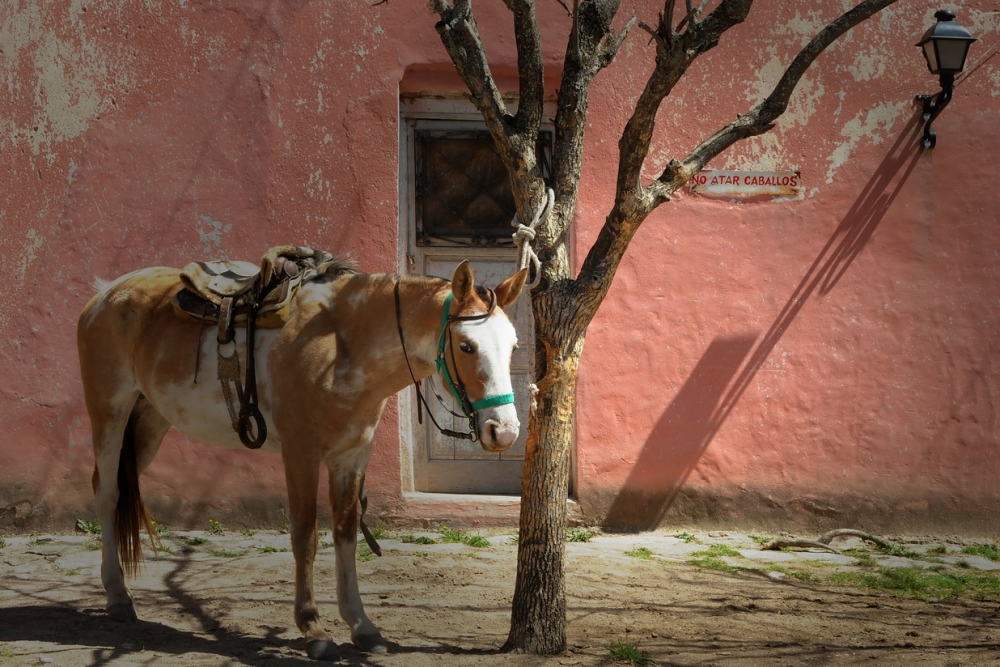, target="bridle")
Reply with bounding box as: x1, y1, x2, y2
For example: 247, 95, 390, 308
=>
394, 280, 515, 442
